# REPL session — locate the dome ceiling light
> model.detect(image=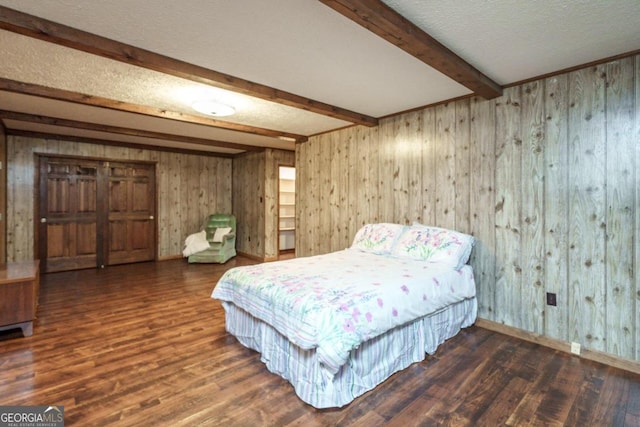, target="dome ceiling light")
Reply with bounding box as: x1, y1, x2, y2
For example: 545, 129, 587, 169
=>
191, 100, 236, 117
